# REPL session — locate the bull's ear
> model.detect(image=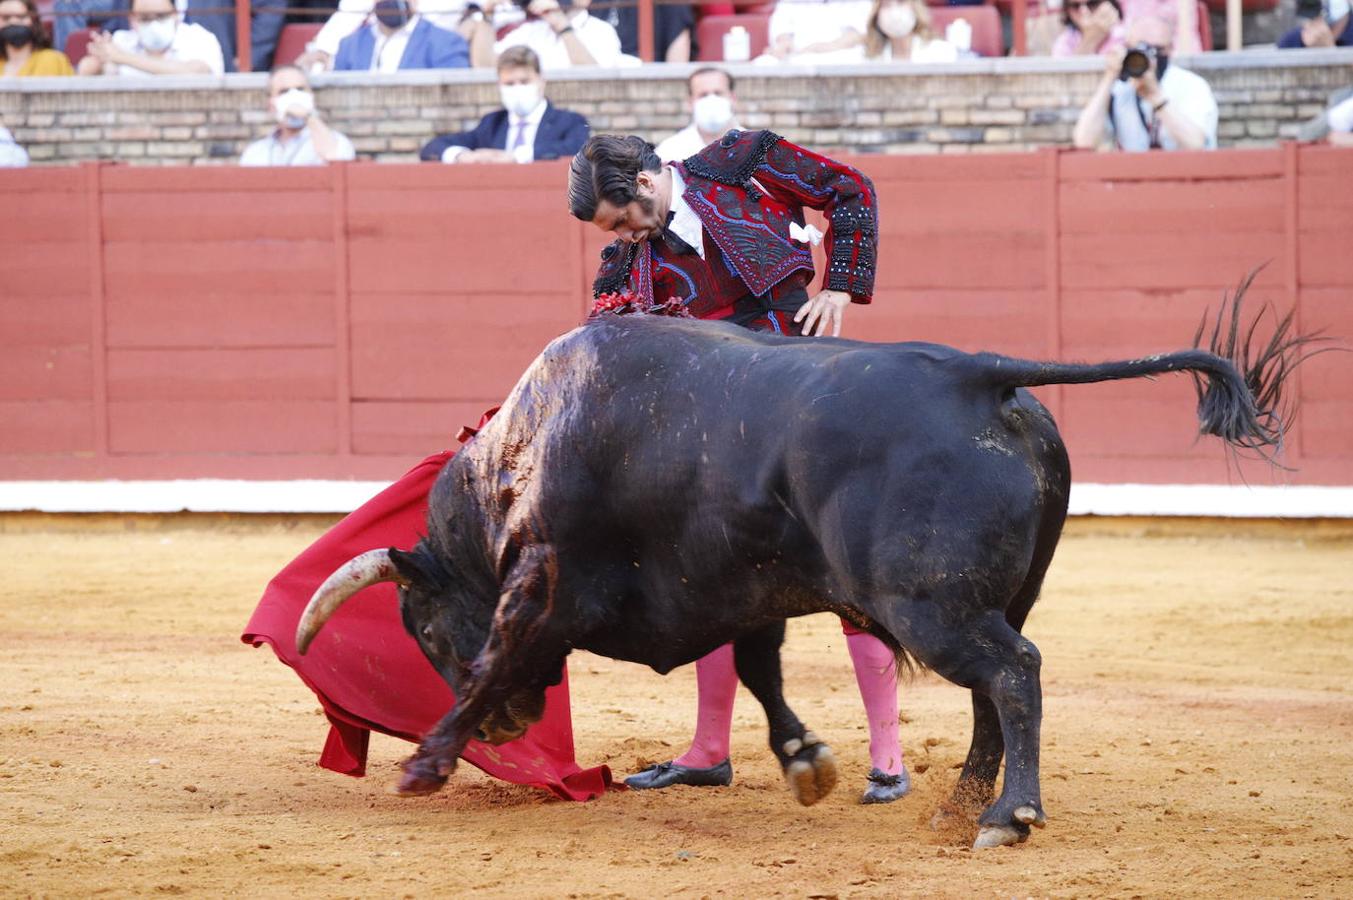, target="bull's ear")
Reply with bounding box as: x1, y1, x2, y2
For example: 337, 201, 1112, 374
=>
387, 547, 435, 588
